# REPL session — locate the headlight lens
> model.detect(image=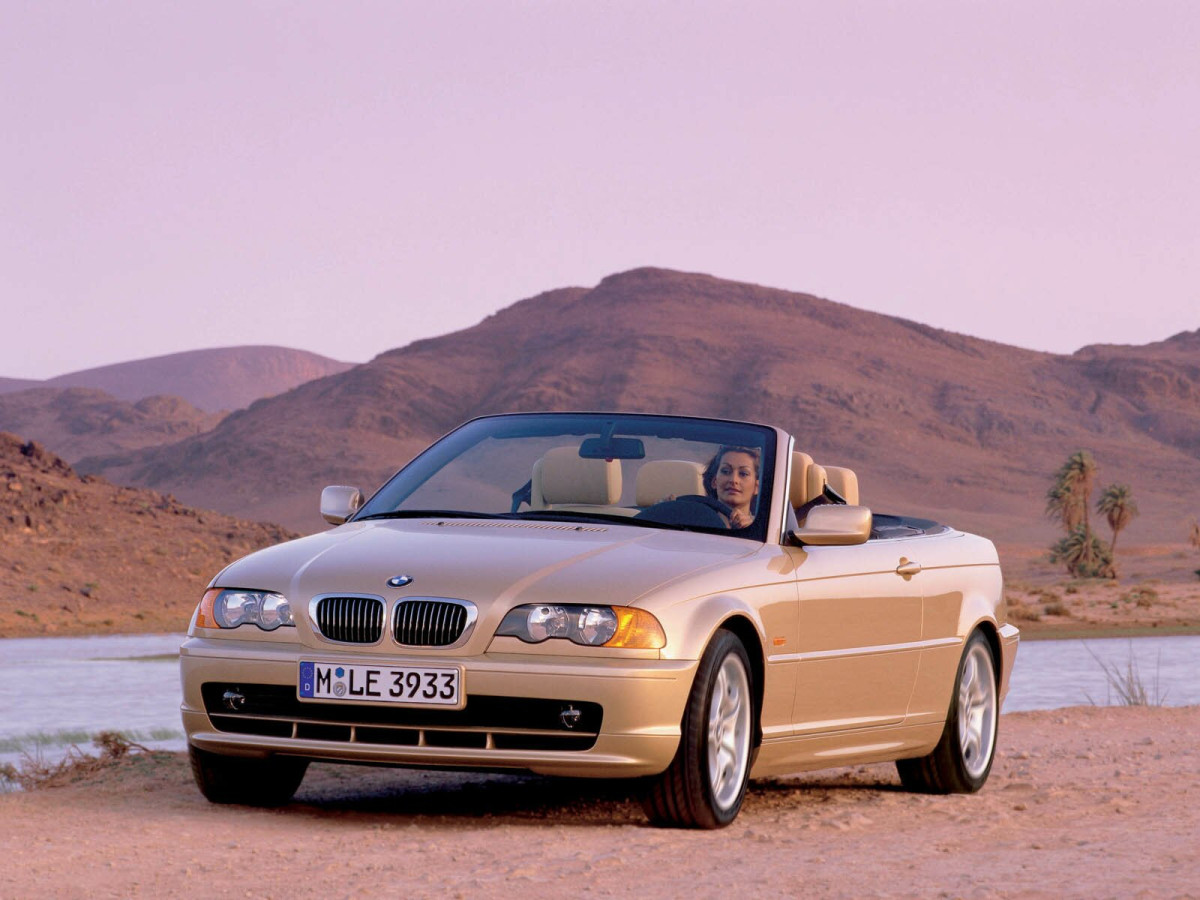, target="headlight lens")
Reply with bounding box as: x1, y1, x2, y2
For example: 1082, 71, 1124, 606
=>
196, 589, 294, 631
497, 604, 665, 649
